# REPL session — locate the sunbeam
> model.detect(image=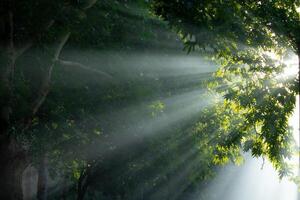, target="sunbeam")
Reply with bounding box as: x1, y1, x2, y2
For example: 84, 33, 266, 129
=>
192, 155, 298, 200
290, 95, 300, 175
4, 1, 300, 200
